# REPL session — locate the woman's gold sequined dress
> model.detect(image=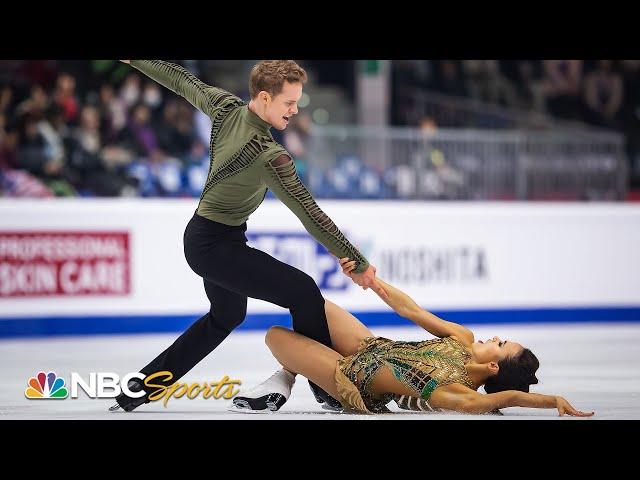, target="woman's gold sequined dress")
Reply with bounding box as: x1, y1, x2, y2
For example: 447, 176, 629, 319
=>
335, 336, 474, 413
